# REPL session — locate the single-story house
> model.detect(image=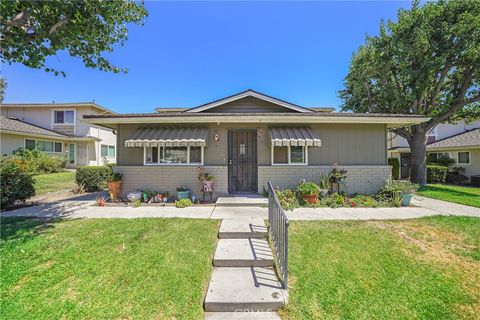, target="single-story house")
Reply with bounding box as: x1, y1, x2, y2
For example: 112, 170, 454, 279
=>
84, 90, 428, 198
